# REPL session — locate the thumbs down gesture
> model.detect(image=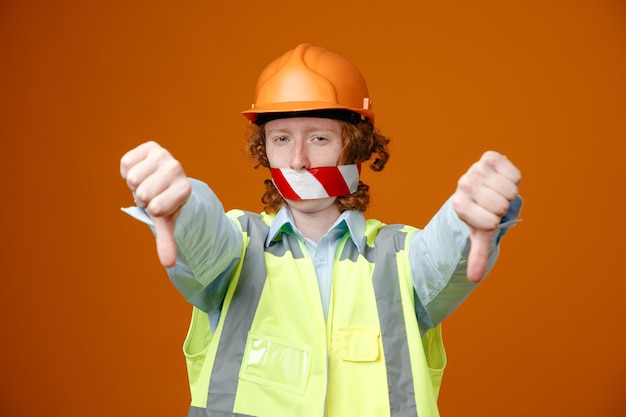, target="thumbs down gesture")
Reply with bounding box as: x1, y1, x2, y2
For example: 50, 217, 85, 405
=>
120, 141, 192, 268
451, 151, 522, 283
